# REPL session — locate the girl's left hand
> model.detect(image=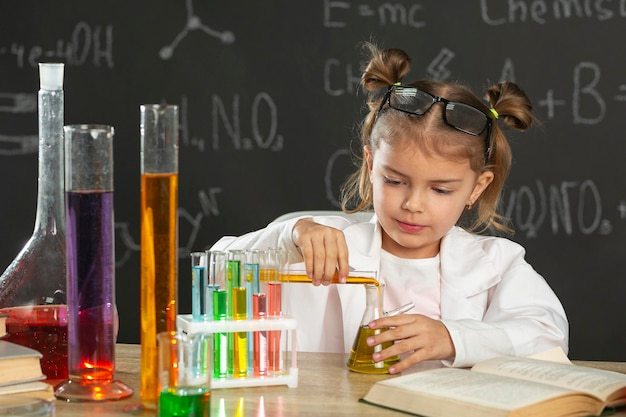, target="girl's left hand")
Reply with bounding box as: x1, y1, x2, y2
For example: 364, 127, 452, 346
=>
366, 314, 456, 374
